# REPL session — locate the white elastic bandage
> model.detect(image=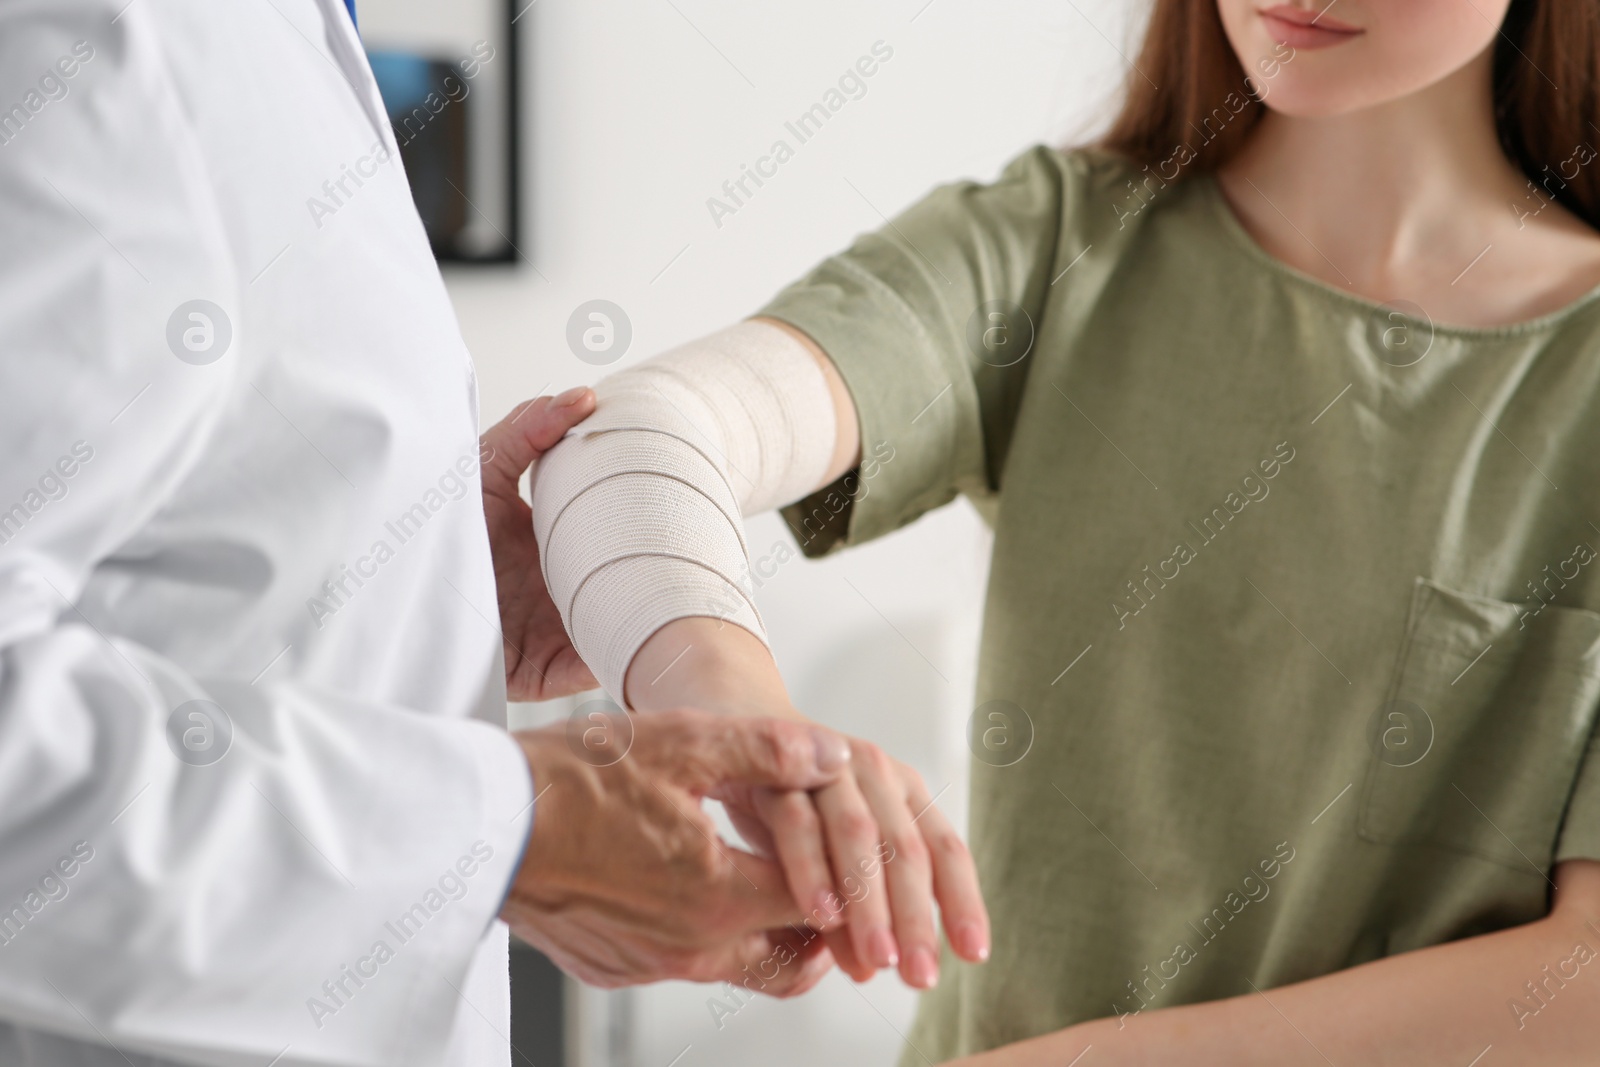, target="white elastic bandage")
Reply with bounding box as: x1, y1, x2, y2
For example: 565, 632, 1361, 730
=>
532, 319, 837, 704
